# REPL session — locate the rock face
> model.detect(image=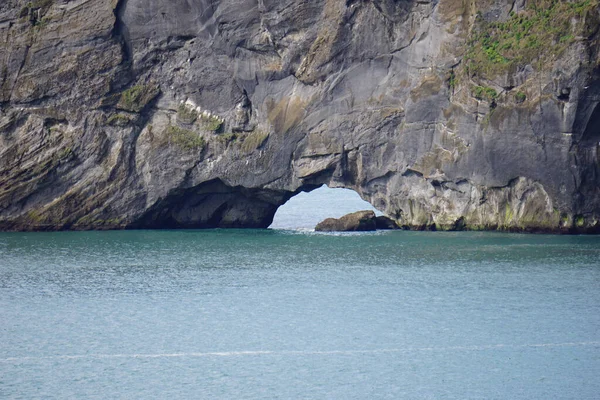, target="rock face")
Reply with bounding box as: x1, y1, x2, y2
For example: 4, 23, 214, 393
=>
315, 211, 377, 232
375, 216, 400, 230
0, 0, 599, 232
